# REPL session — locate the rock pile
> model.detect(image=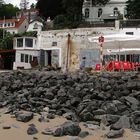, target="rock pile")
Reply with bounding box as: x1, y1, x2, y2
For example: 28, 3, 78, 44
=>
0, 70, 140, 134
